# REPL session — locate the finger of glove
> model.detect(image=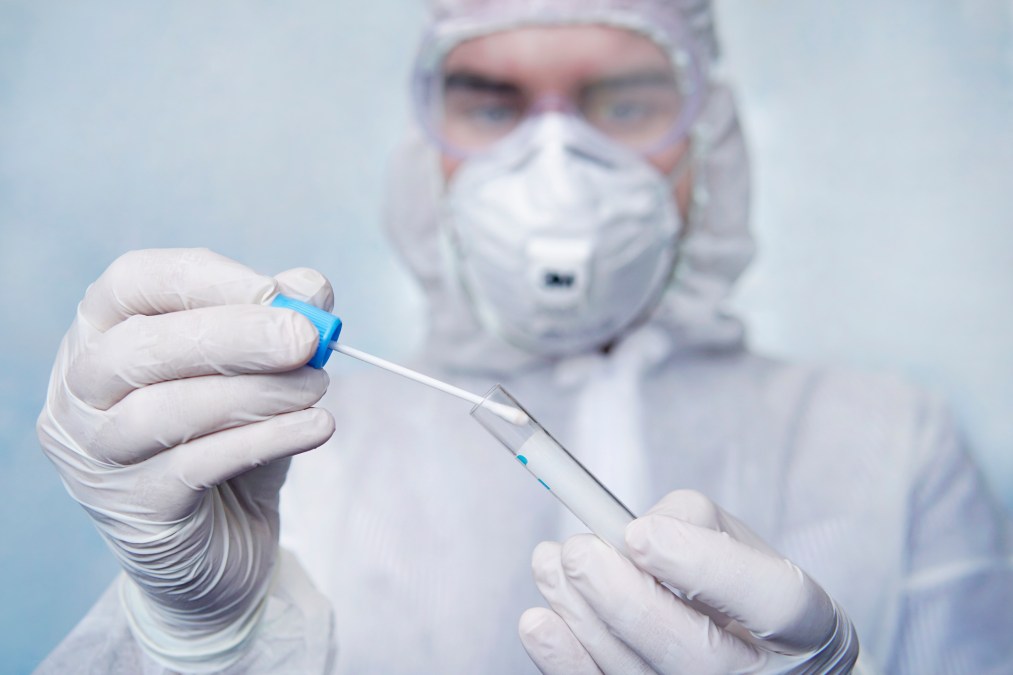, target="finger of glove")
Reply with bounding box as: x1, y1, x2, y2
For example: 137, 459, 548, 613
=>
559, 534, 762, 675
643, 490, 779, 556
80, 248, 278, 332
66, 304, 319, 410
519, 607, 604, 675
90, 369, 330, 465
152, 407, 335, 494
274, 267, 334, 312
532, 541, 654, 675
626, 515, 836, 654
